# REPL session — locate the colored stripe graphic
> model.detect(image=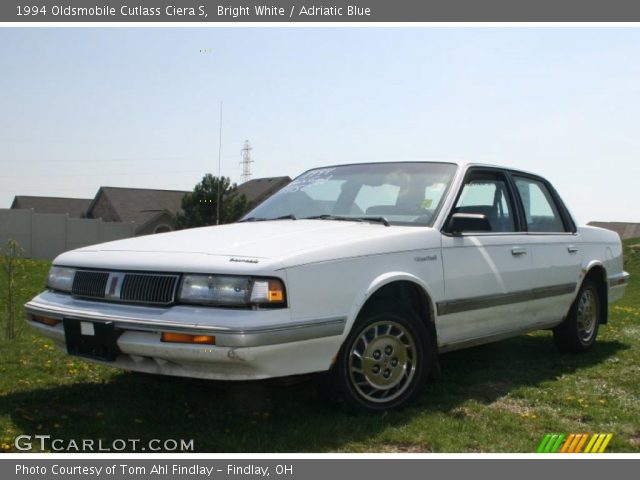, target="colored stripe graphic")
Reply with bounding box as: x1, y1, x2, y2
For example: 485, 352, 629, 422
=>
584, 434, 599, 453
597, 433, 614, 453
573, 434, 589, 453
559, 434, 575, 453
537, 433, 613, 453
584, 433, 614, 453
550, 434, 565, 453
544, 434, 558, 453
536, 433, 566, 453
536, 434, 552, 453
